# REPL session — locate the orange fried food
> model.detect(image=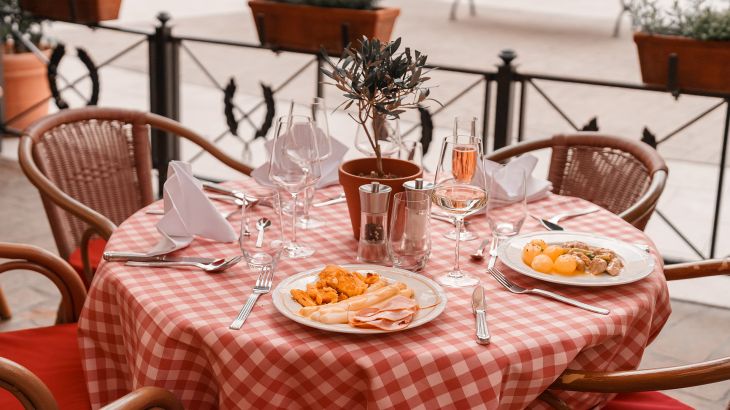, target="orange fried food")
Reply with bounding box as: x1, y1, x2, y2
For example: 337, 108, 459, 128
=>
306, 283, 339, 305
291, 289, 316, 307
318, 265, 368, 297
364, 272, 380, 285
